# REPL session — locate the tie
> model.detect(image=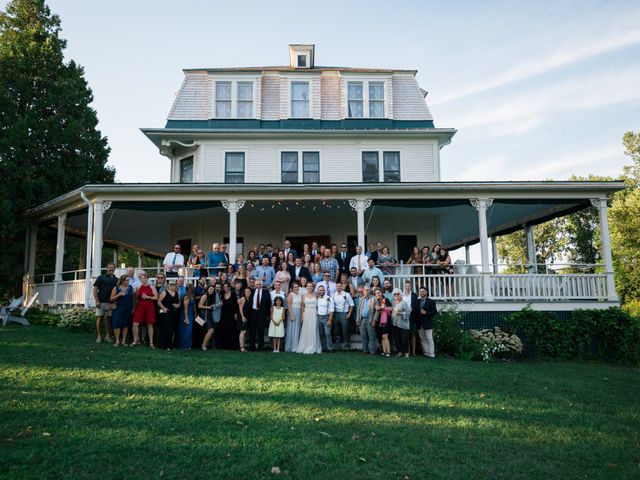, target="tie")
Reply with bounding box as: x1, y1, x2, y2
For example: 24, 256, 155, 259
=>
172, 254, 176, 265
357, 256, 361, 270
257, 289, 261, 306
342, 253, 345, 260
